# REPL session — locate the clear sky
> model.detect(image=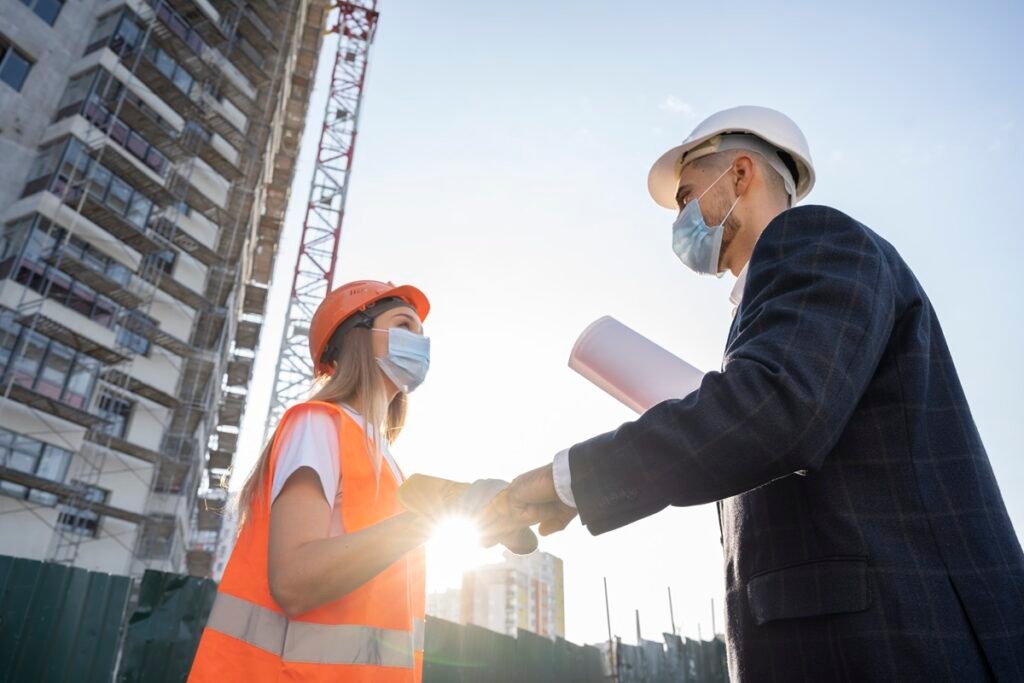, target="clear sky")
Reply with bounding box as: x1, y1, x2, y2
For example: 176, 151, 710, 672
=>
232, 0, 1024, 647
